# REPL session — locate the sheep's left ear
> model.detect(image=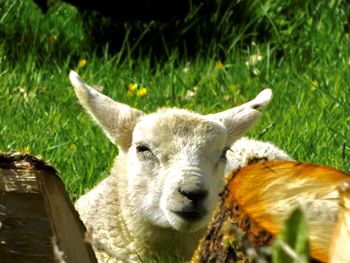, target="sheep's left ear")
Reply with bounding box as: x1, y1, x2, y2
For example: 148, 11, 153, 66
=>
209, 89, 272, 145
69, 70, 144, 152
